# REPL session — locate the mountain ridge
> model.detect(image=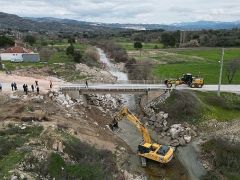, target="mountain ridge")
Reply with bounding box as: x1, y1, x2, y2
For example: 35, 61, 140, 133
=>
1, 12, 240, 32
